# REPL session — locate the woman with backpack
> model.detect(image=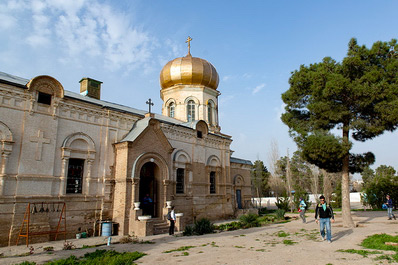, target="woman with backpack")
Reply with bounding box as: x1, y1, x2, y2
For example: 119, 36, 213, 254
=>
298, 198, 307, 223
